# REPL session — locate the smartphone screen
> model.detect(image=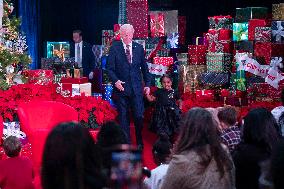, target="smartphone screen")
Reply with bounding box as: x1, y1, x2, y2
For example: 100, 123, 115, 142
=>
110, 148, 142, 189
